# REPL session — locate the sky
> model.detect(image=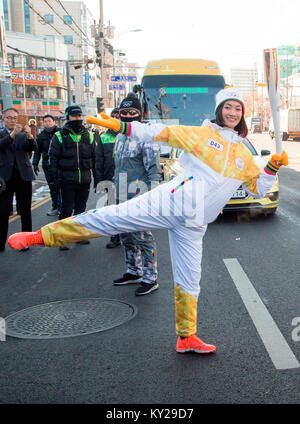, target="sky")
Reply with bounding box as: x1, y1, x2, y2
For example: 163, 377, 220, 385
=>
80, 0, 300, 81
